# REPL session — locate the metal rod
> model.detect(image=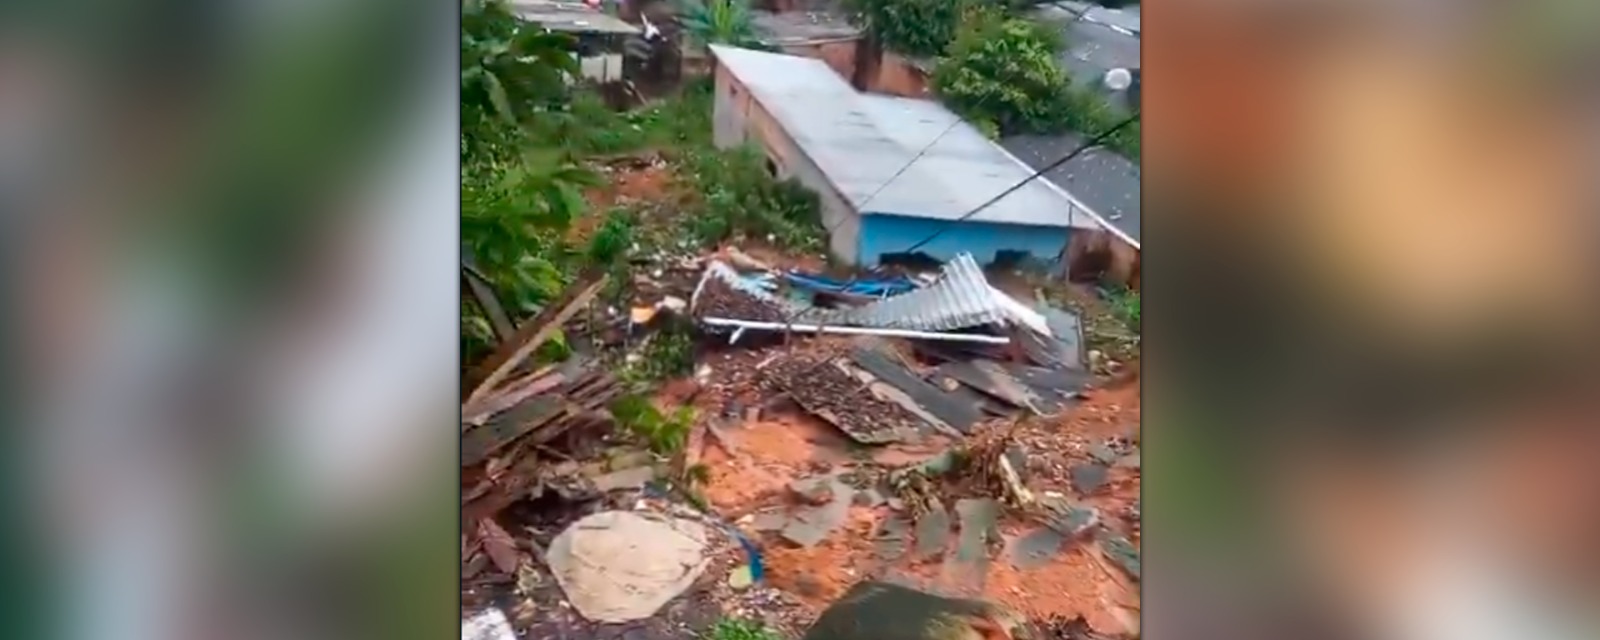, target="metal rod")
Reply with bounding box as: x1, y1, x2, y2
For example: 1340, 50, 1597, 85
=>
700, 318, 1011, 344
